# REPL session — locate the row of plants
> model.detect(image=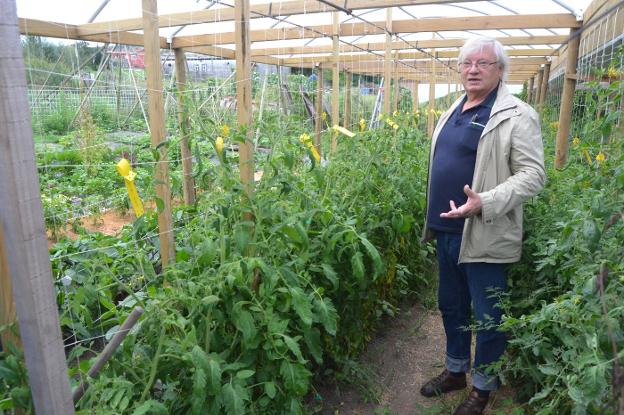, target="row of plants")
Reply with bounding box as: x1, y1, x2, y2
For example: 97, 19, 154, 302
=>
501, 71, 624, 413
1, 115, 434, 413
